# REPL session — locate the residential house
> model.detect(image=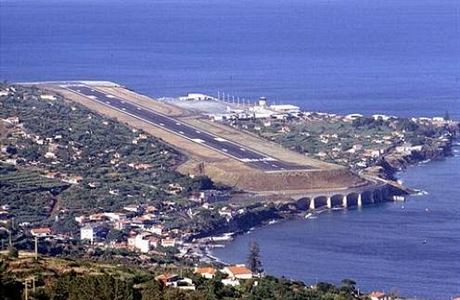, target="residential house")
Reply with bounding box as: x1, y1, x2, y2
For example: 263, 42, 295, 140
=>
155, 274, 196, 290
161, 237, 176, 248
221, 265, 253, 280
368, 291, 391, 300
194, 267, 217, 279
80, 225, 95, 243
30, 227, 52, 237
